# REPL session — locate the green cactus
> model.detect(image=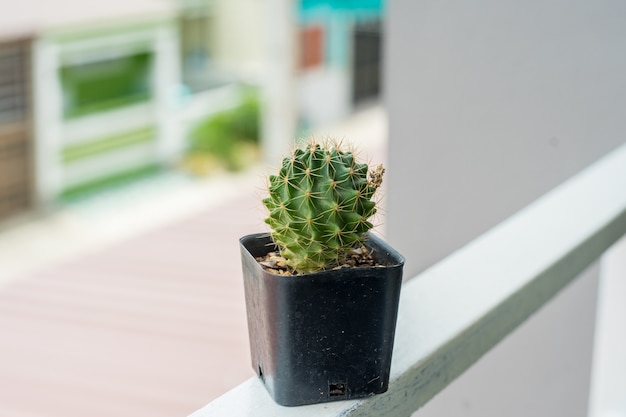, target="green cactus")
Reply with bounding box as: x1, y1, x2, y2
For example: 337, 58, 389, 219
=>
263, 140, 384, 274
